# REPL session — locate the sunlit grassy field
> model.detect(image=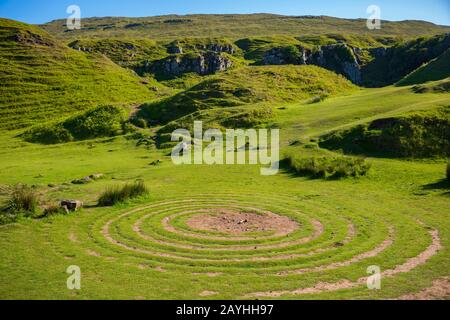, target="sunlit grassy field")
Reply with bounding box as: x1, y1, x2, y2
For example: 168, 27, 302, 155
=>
0, 85, 448, 299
